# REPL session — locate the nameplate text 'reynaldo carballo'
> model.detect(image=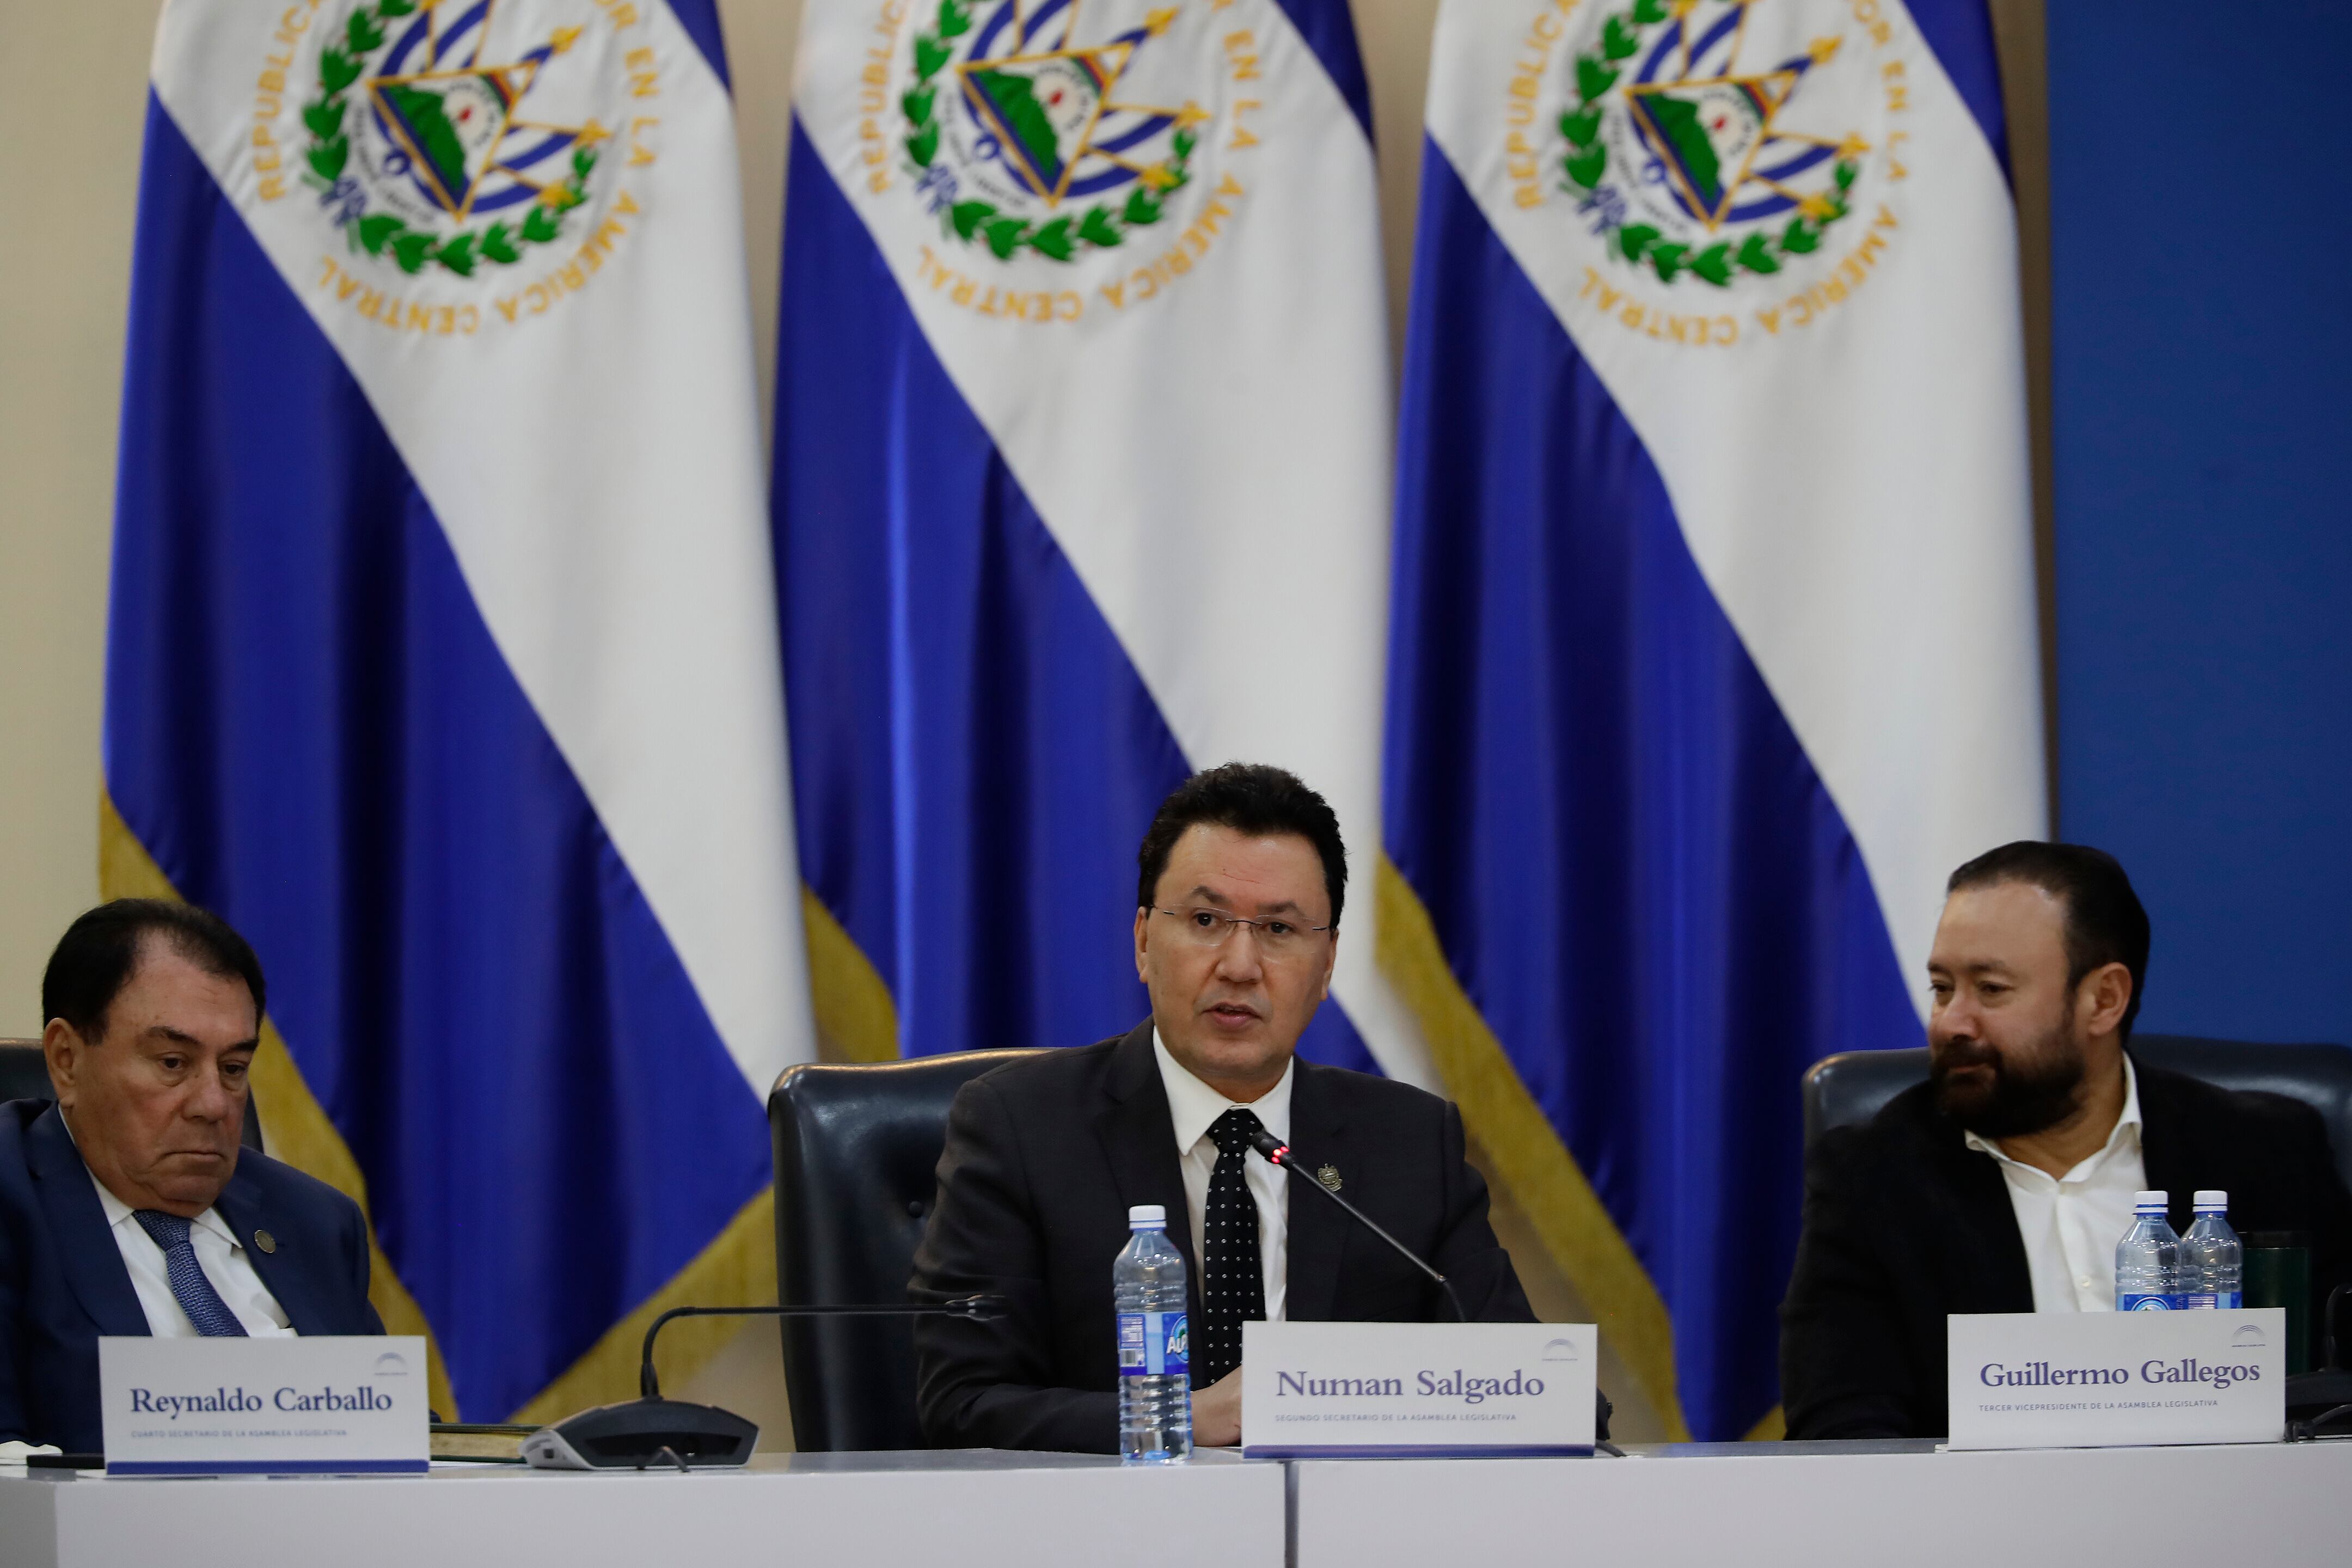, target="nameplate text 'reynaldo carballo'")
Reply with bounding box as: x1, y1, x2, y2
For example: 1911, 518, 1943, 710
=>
101, 1336, 428, 1475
